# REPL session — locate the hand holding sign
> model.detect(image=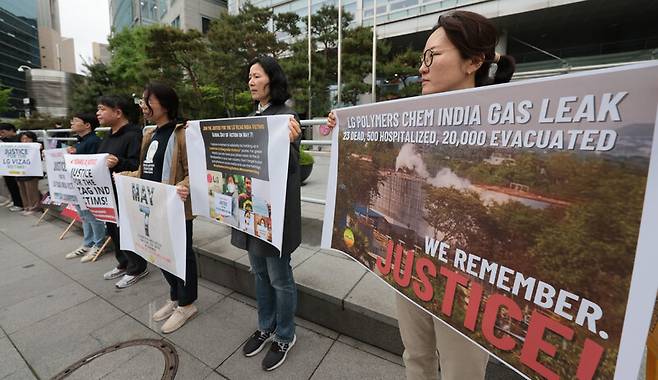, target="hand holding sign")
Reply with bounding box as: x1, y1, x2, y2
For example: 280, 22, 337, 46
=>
288, 116, 301, 142
176, 185, 189, 202
106, 154, 118, 168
